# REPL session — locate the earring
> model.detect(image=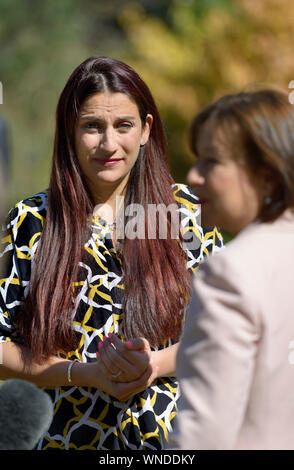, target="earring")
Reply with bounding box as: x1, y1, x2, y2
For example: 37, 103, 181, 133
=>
264, 195, 272, 205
